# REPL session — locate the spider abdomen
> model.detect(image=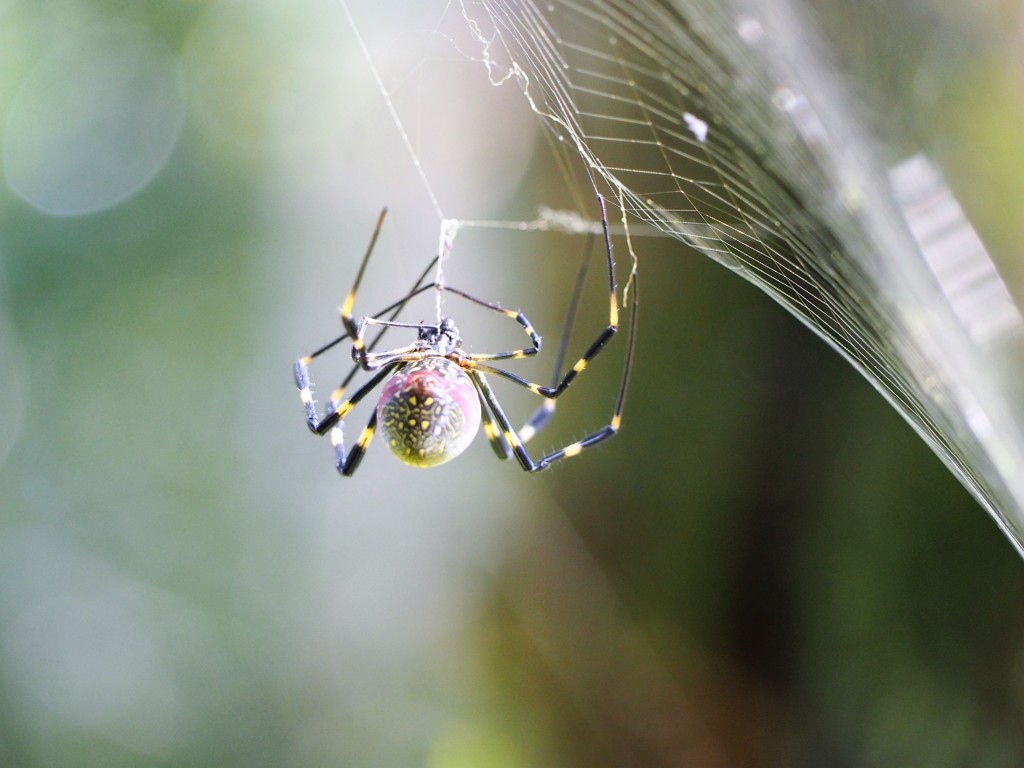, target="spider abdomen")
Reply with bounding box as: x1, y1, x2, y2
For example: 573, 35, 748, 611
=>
377, 357, 481, 468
